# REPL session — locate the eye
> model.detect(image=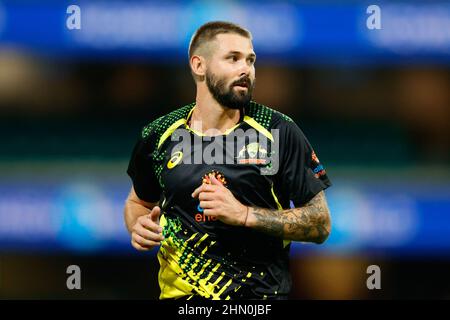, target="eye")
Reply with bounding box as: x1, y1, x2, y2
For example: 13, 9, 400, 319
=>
228, 55, 238, 62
